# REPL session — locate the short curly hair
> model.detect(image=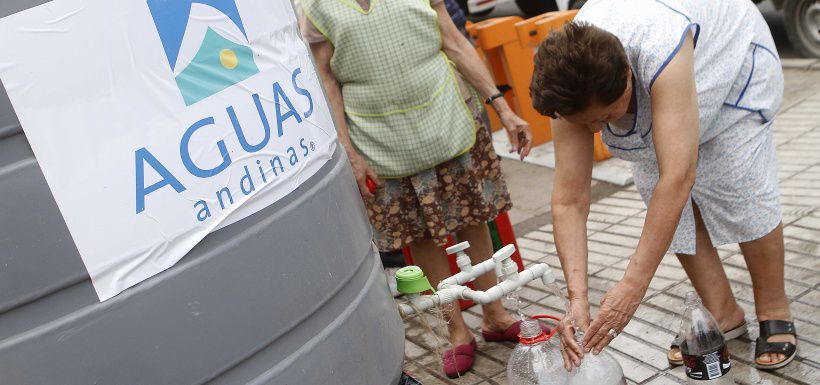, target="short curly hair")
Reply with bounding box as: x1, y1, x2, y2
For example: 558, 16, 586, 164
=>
530, 22, 630, 119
